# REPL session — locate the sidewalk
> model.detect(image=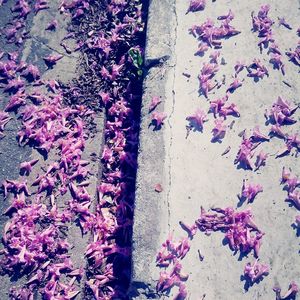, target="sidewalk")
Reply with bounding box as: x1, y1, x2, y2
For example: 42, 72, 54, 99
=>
131, 0, 300, 299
